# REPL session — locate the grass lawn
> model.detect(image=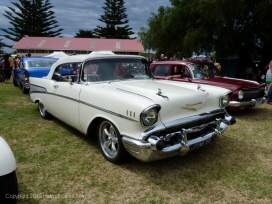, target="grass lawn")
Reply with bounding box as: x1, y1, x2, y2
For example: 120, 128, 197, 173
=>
0, 81, 271, 204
